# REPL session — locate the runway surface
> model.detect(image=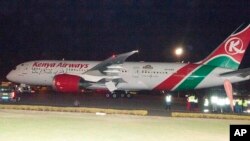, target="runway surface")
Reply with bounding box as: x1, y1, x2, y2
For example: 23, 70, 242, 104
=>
2, 91, 186, 116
